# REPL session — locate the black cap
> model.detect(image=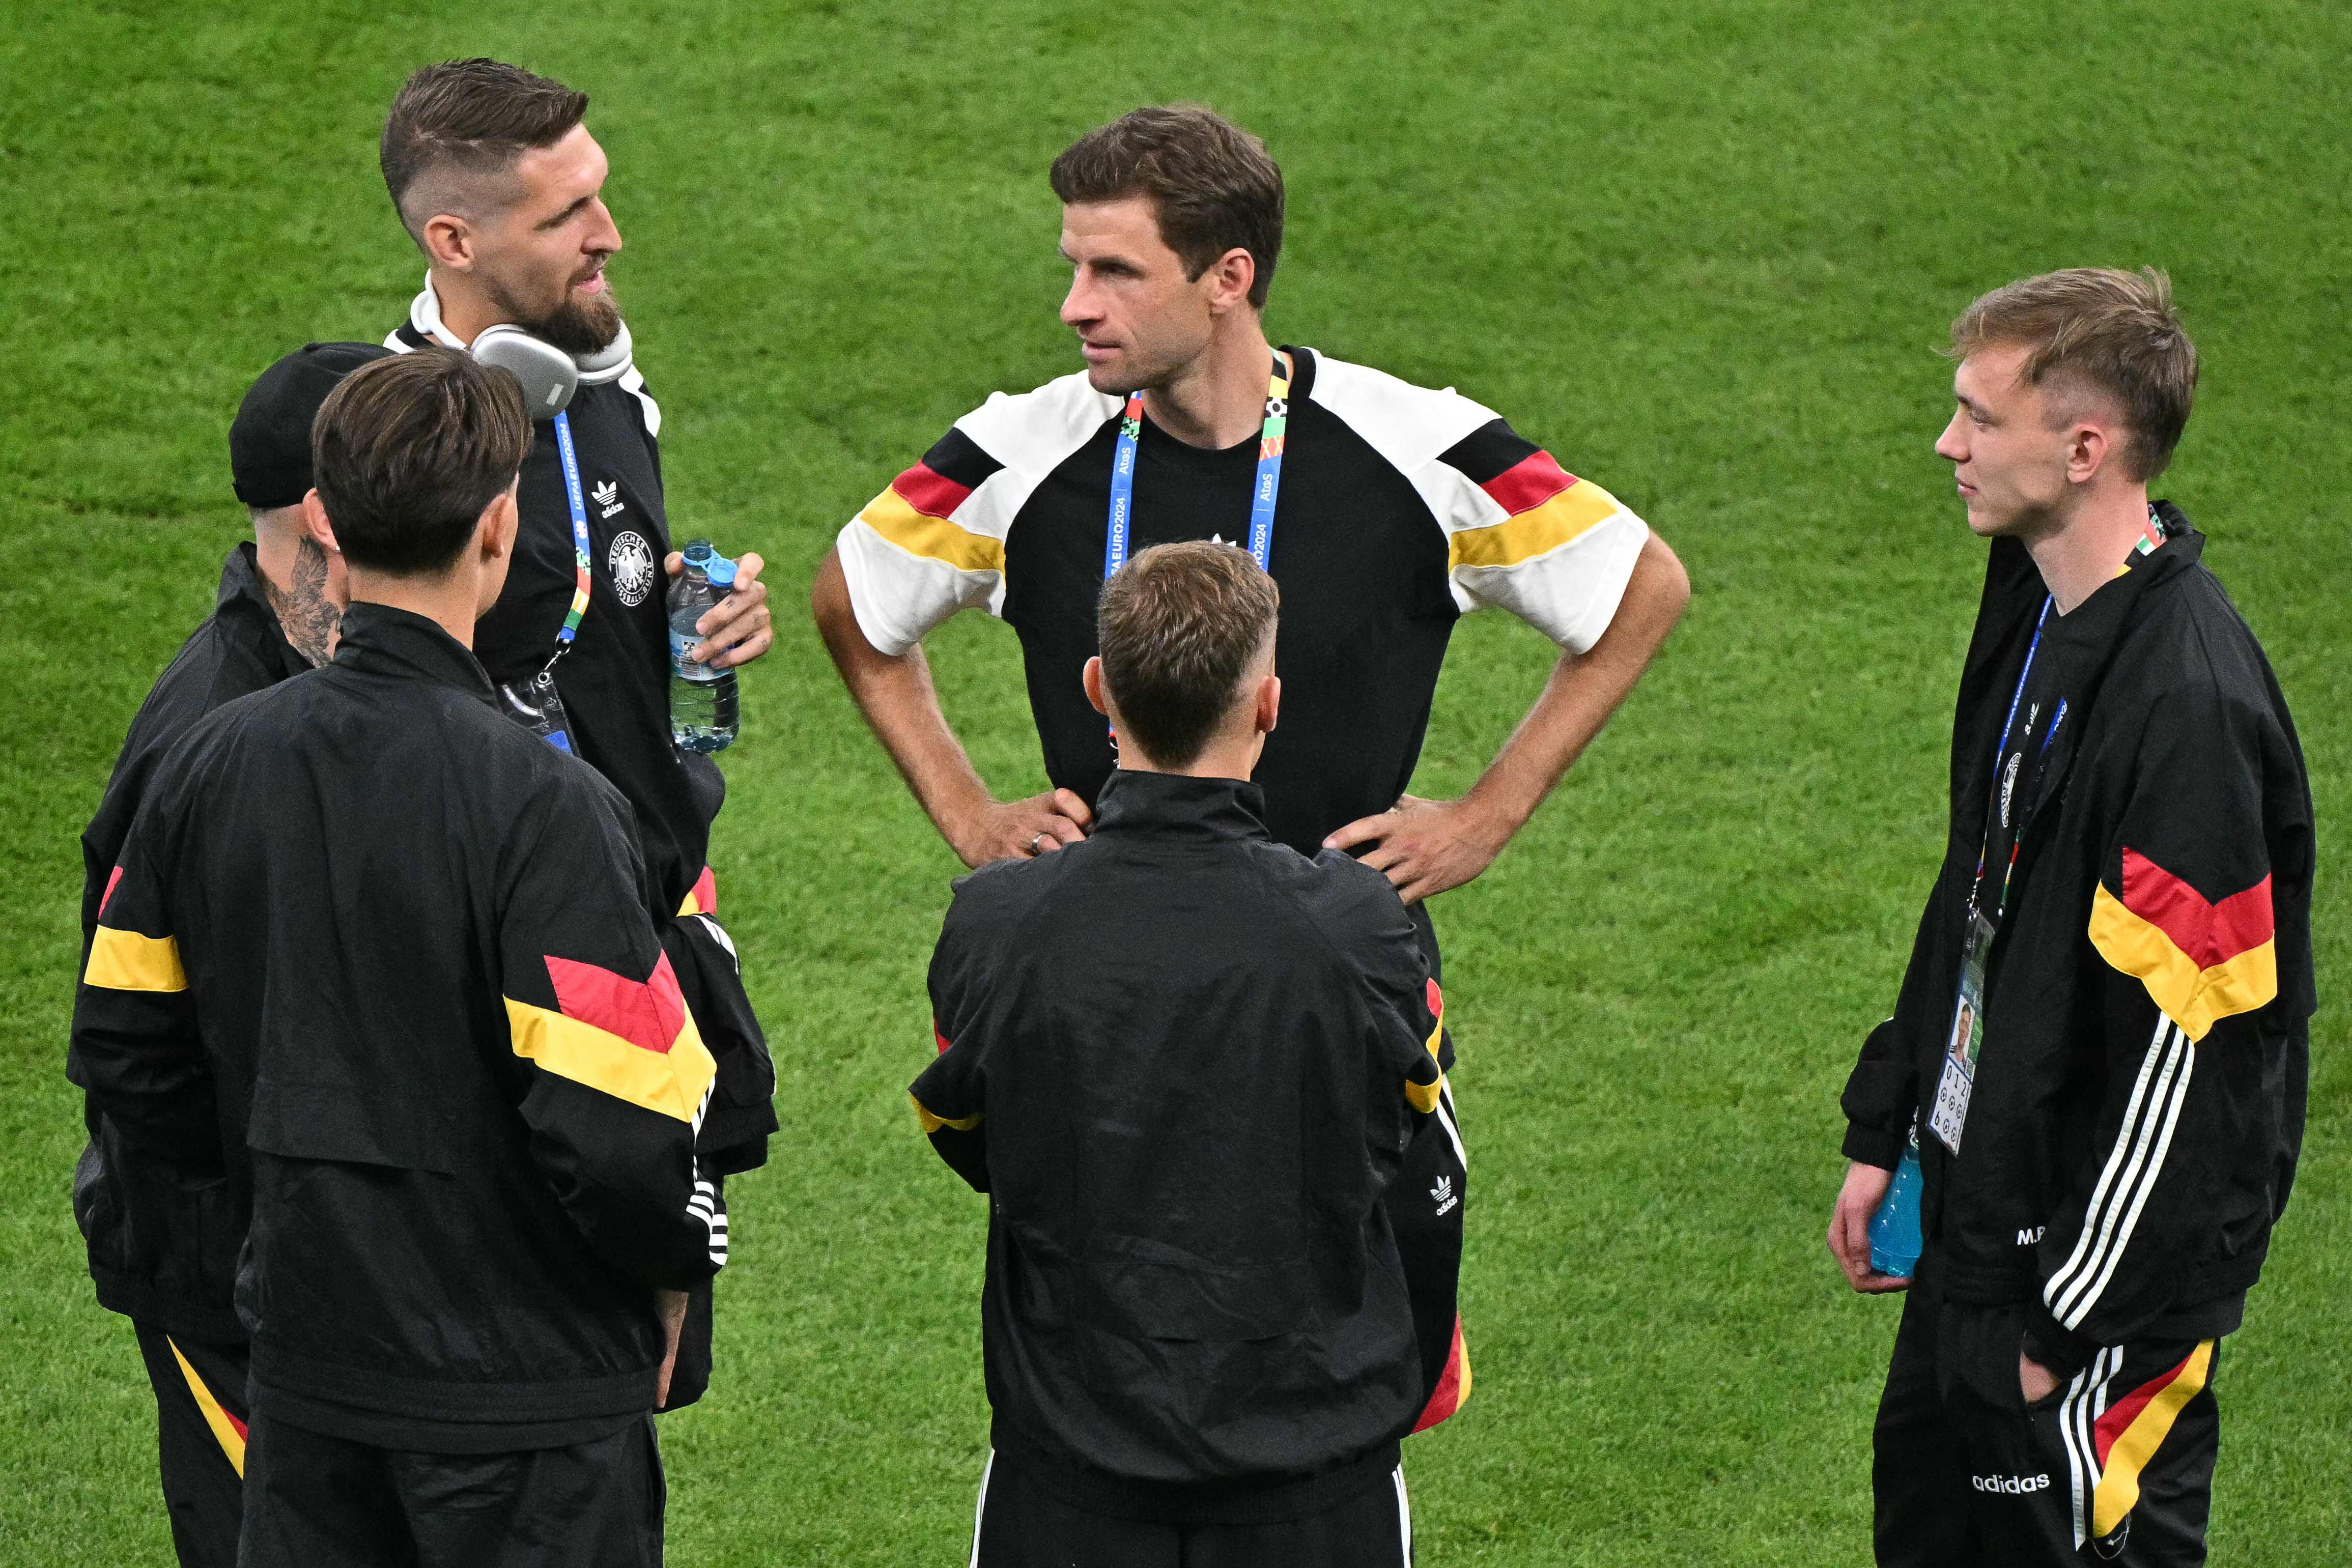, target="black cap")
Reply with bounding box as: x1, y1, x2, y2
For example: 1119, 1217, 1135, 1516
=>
229, 342, 395, 509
